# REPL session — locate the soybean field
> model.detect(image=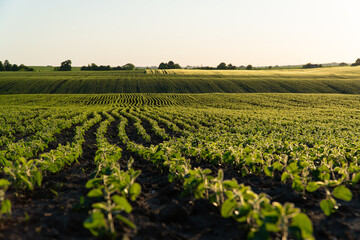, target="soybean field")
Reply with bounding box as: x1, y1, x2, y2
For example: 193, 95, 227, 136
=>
1, 93, 360, 239
1, 67, 360, 94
